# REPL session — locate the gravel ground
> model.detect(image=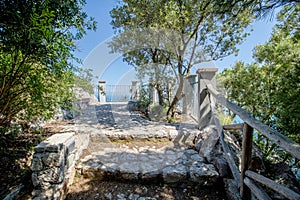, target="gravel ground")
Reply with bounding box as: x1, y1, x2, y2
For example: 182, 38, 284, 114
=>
66, 177, 226, 200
